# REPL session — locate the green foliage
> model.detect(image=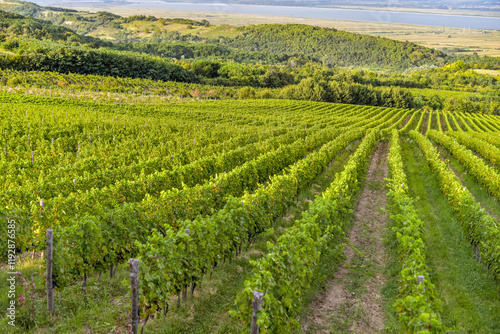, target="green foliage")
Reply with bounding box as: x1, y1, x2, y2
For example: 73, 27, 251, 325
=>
218, 24, 444, 69
2, 88, 500, 332
0, 8, 496, 113
120, 15, 158, 23
232, 130, 378, 331
0, 68, 242, 103
238, 86, 256, 99
410, 130, 500, 282
0, 10, 105, 45
279, 78, 414, 108
387, 130, 444, 332
427, 130, 500, 202
0, 39, 198, 83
